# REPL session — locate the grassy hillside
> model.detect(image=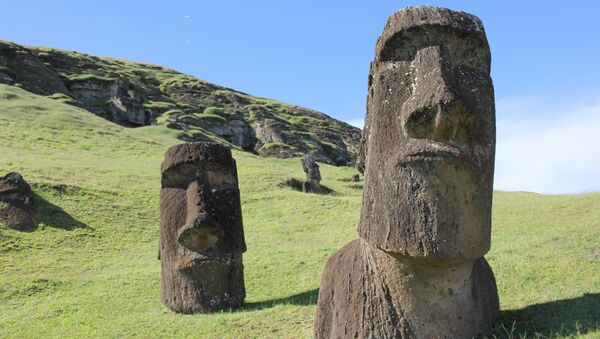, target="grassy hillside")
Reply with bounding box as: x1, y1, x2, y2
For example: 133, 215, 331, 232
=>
0, 84, 598, 338
0, 40, 361, 165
